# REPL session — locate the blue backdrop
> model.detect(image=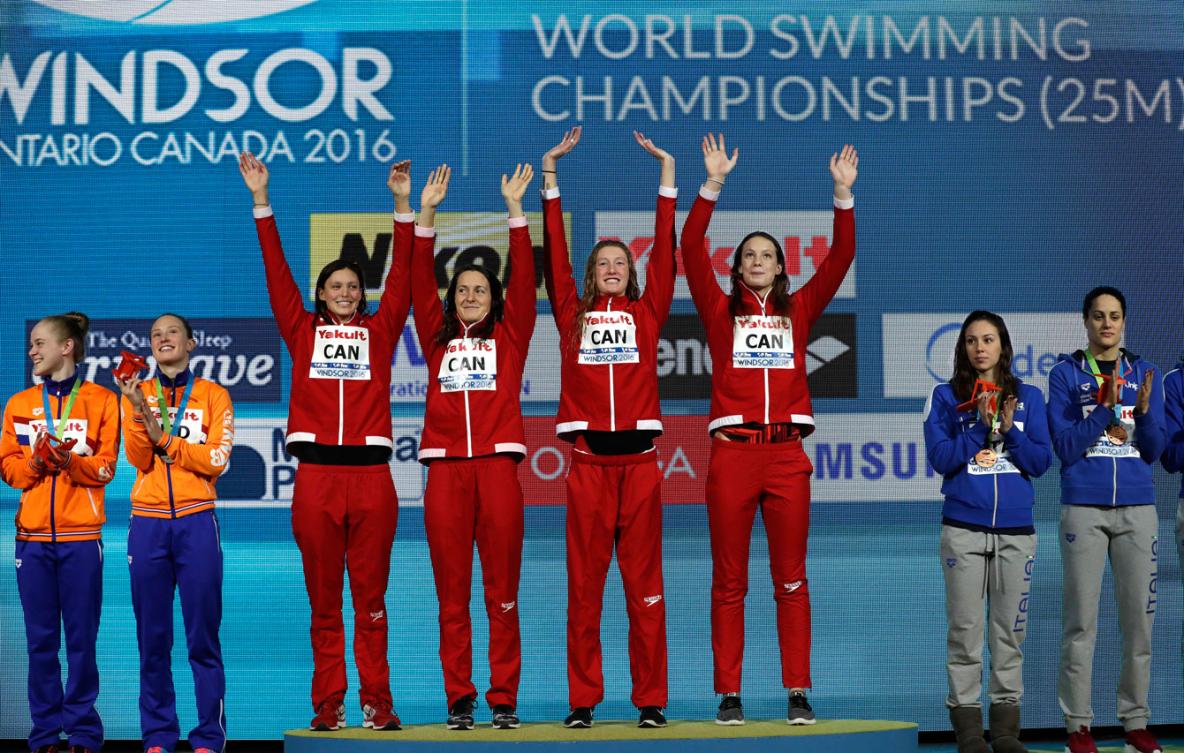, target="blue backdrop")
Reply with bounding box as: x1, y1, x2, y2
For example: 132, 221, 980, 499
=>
2, 0, 1183, 739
